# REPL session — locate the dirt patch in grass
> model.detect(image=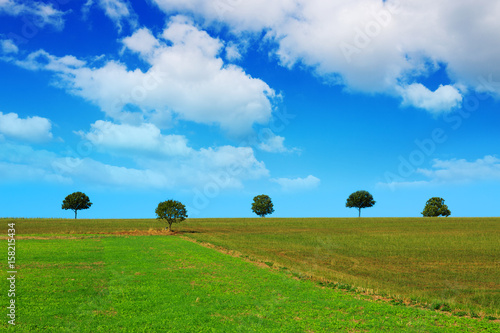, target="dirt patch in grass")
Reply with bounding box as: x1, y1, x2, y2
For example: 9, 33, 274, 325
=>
9, 235, 100, 240
100, 228, 177, 236
8, 228, 179, 239
93, 308, 117, 317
